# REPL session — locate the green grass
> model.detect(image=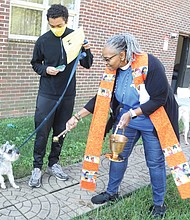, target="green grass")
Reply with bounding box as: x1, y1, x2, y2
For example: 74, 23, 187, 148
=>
0, 117, 189, 219
0, 115, 110, 178
74, 175, 190, 220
